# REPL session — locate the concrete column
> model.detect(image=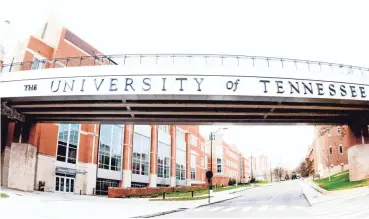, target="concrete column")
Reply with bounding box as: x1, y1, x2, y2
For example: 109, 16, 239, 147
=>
185, 133, 191, 186
149, 125, 158, 187
122, 124, 133, 188
170, 126, 176, 187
